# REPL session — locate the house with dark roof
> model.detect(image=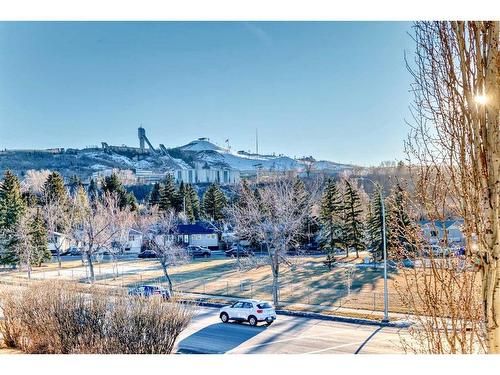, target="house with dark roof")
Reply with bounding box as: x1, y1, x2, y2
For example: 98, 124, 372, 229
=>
175, 221, 219, 249
420, 219, 465, 245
